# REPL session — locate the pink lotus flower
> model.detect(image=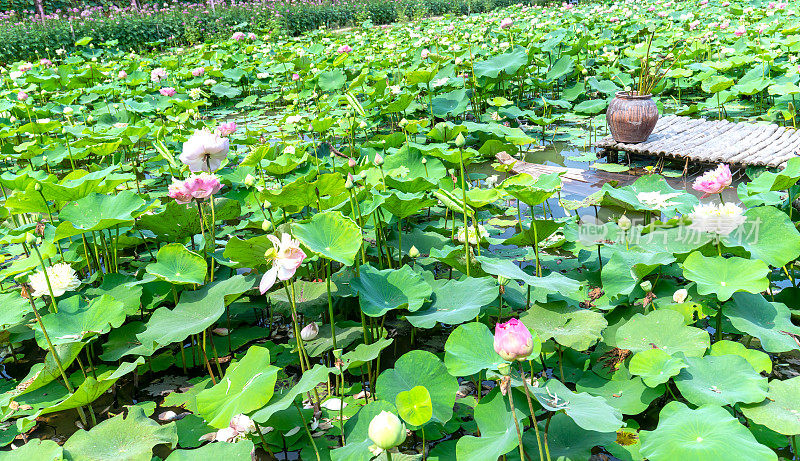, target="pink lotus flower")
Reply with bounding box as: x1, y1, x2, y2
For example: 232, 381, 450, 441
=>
39, 58, 52, 67
722, 1, 730, 5
657, 11, 667, 17
192, 67, 205, 77
700, 0, 708, 4
150, 67, 167, 83
118, 70, 128, 79
232, 31, 245, 40
180, 129, 230, 172
447, 24, 454, 32
17, 91, 28, 102
421, 48, 430, 59
159, 87, 176, 97
168, 179, 193, 204
693, 164, 732, 197
19, 63, 32, 73
247, 32, 257, 40
216, 121, 237, 137
337, 45, 352, 54
259, 233, 306, 293
768, 1, 776, 8
500, 17, 513, 29
734, 25, 746, 36
648, 6, 655, 11
494, 318, 534, 361
291, 73, 300, 81
184, 172, 222, 199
